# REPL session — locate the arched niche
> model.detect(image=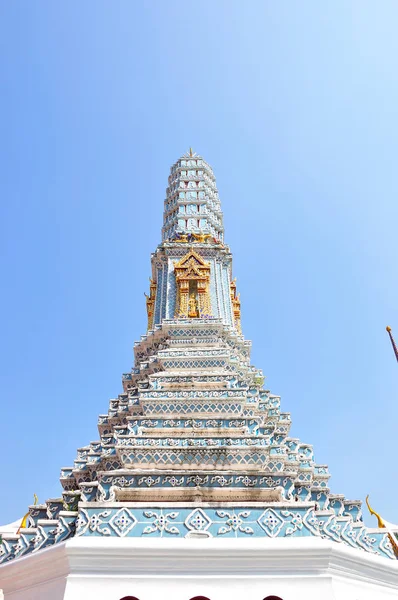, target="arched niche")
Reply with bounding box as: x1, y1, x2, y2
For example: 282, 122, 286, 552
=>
120, 596, 140, 600
263, 596, 283, 600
